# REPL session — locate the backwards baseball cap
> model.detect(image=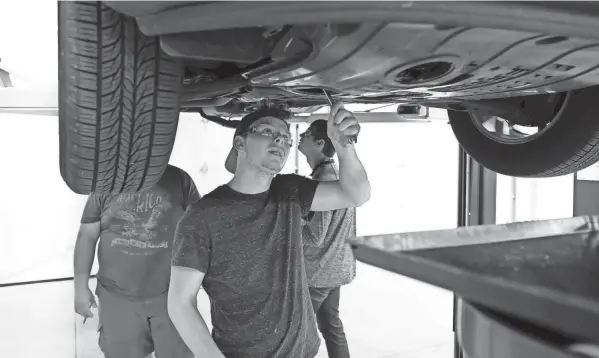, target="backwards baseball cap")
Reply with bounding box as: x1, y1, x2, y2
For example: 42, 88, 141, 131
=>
306, 119, 328, 138
224, 108, 292, 174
